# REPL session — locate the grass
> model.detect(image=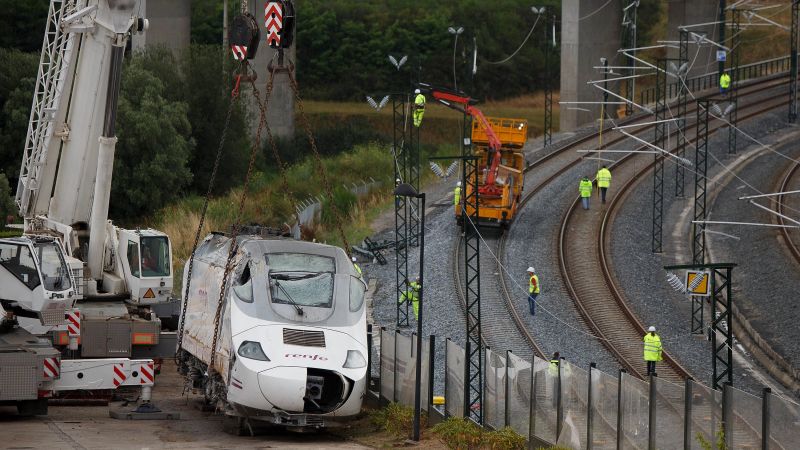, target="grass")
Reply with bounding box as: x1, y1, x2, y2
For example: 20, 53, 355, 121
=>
430, 417, 527, 450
